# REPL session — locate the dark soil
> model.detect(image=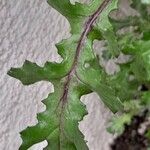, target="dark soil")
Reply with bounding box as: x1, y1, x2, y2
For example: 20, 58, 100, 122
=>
111, 110, 150, 150
141, 84, 149, 91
